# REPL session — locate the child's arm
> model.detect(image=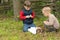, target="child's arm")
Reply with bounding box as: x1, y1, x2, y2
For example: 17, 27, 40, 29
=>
20, 11, 30, 20
30, 11, 35, 19
44, 17, 54, 25
20, 11, 26, 20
